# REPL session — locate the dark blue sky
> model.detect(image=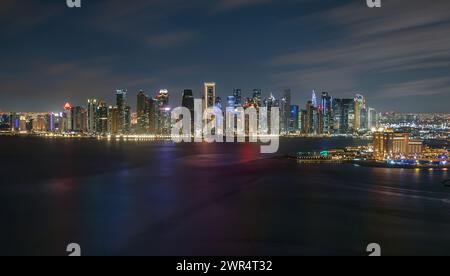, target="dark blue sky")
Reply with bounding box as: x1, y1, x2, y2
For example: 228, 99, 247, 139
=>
0, 0, 449, 112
